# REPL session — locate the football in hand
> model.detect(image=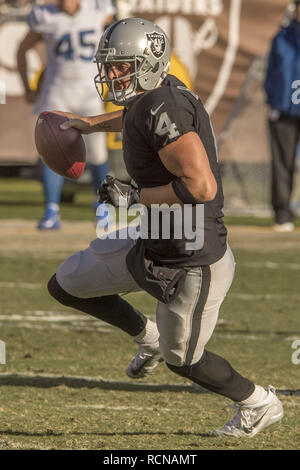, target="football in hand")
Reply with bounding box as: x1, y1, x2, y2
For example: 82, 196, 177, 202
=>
34, 111, 86, 179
